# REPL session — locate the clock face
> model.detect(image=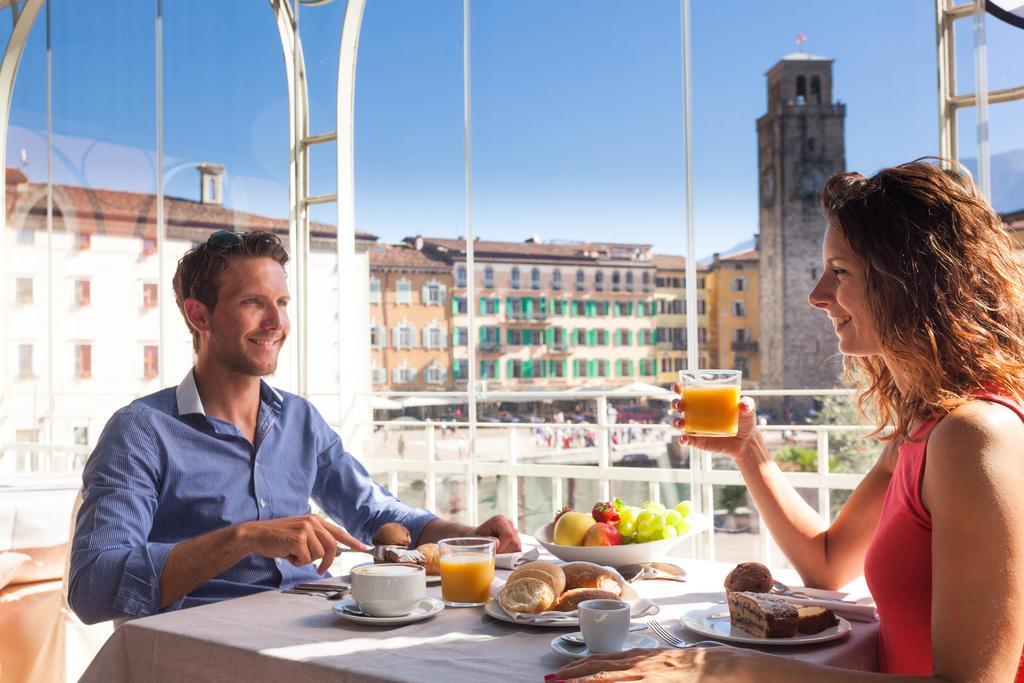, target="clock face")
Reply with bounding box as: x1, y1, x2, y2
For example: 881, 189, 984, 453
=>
760, 167, 775, 207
